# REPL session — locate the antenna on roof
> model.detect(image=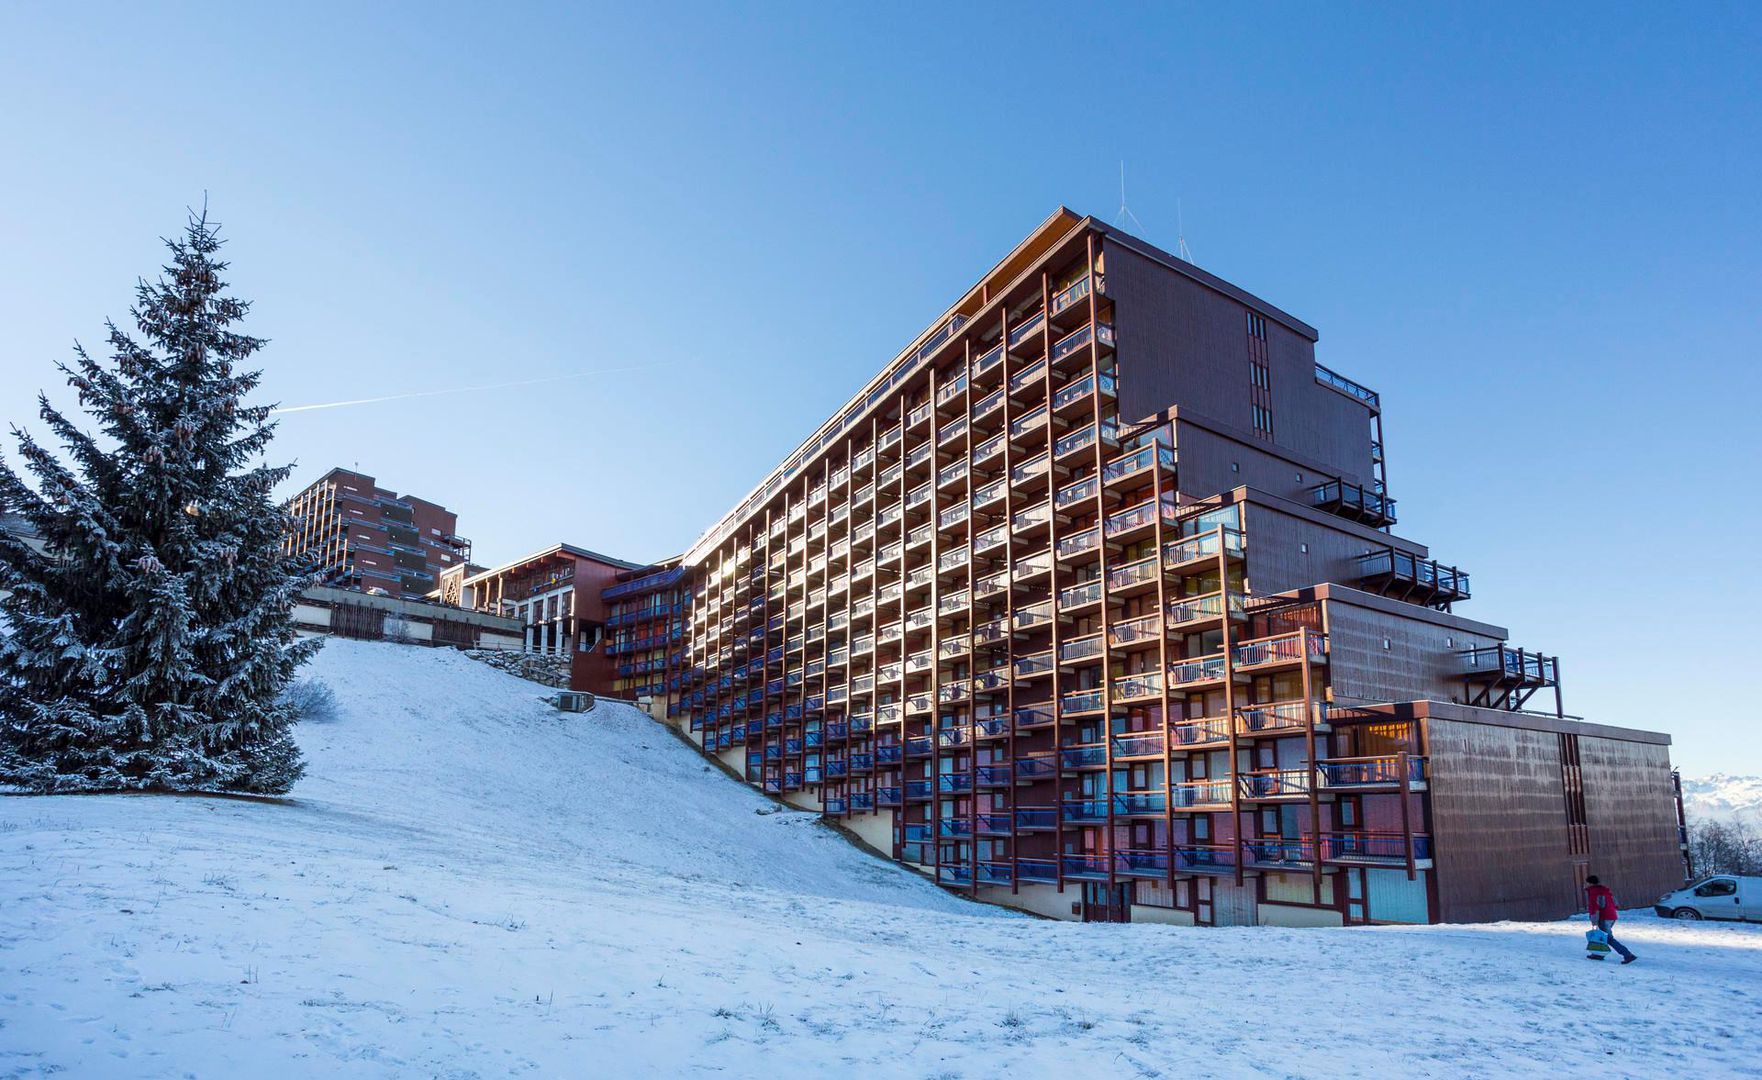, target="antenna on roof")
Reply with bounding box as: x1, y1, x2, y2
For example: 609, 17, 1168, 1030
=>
1114, 161, 1147, 234
1176, 196, 1195, 263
